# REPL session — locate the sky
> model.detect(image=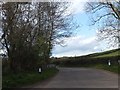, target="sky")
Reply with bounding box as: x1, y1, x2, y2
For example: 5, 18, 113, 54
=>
0, 1, 117, 57
52, 1, 116, 57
